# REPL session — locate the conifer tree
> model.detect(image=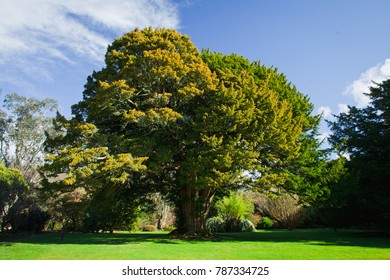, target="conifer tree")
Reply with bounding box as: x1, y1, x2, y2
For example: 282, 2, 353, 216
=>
327, 79, 390, 228
42, 28, 336, 234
